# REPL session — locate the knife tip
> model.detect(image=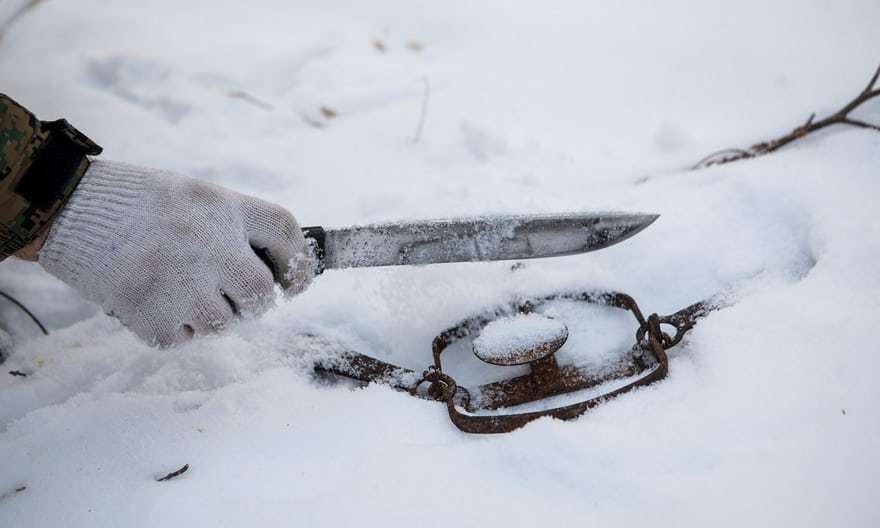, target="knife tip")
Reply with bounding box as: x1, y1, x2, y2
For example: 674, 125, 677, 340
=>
631, 212, 660, 227
624, 212, 660, 237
